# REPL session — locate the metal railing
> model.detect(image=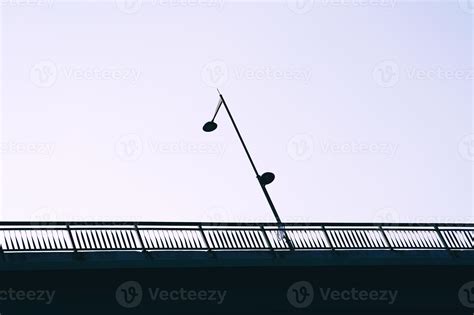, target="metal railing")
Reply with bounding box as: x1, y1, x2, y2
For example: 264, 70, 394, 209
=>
0, 222, 472, 253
